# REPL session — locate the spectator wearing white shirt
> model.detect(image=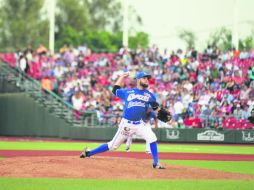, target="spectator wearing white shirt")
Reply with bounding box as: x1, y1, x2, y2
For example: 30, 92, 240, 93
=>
72, 90, 84, 121
173, 98, 185, 120
54, 64, 65, 78
233, 104, 243, 120
240, 84, 250, 101
241, 104, 250, 120
19, 55, 28, 73
183, 80, 193, 92
17, 54, 29, 86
